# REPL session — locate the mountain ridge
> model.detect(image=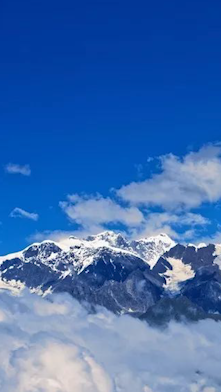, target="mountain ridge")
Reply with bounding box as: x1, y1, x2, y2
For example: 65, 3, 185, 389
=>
1, 231, 221, 323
